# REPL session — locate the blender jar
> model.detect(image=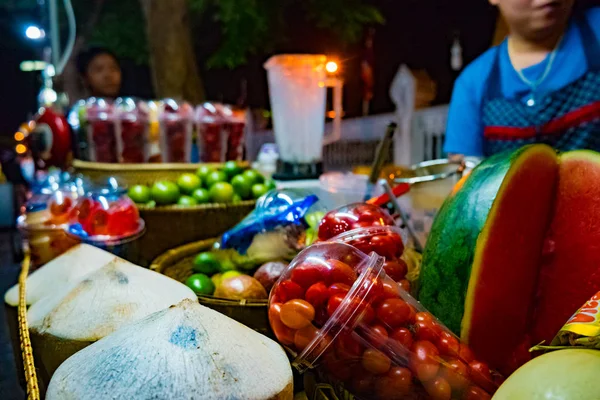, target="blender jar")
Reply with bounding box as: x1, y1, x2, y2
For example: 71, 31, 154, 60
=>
264, 54, 327, 180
